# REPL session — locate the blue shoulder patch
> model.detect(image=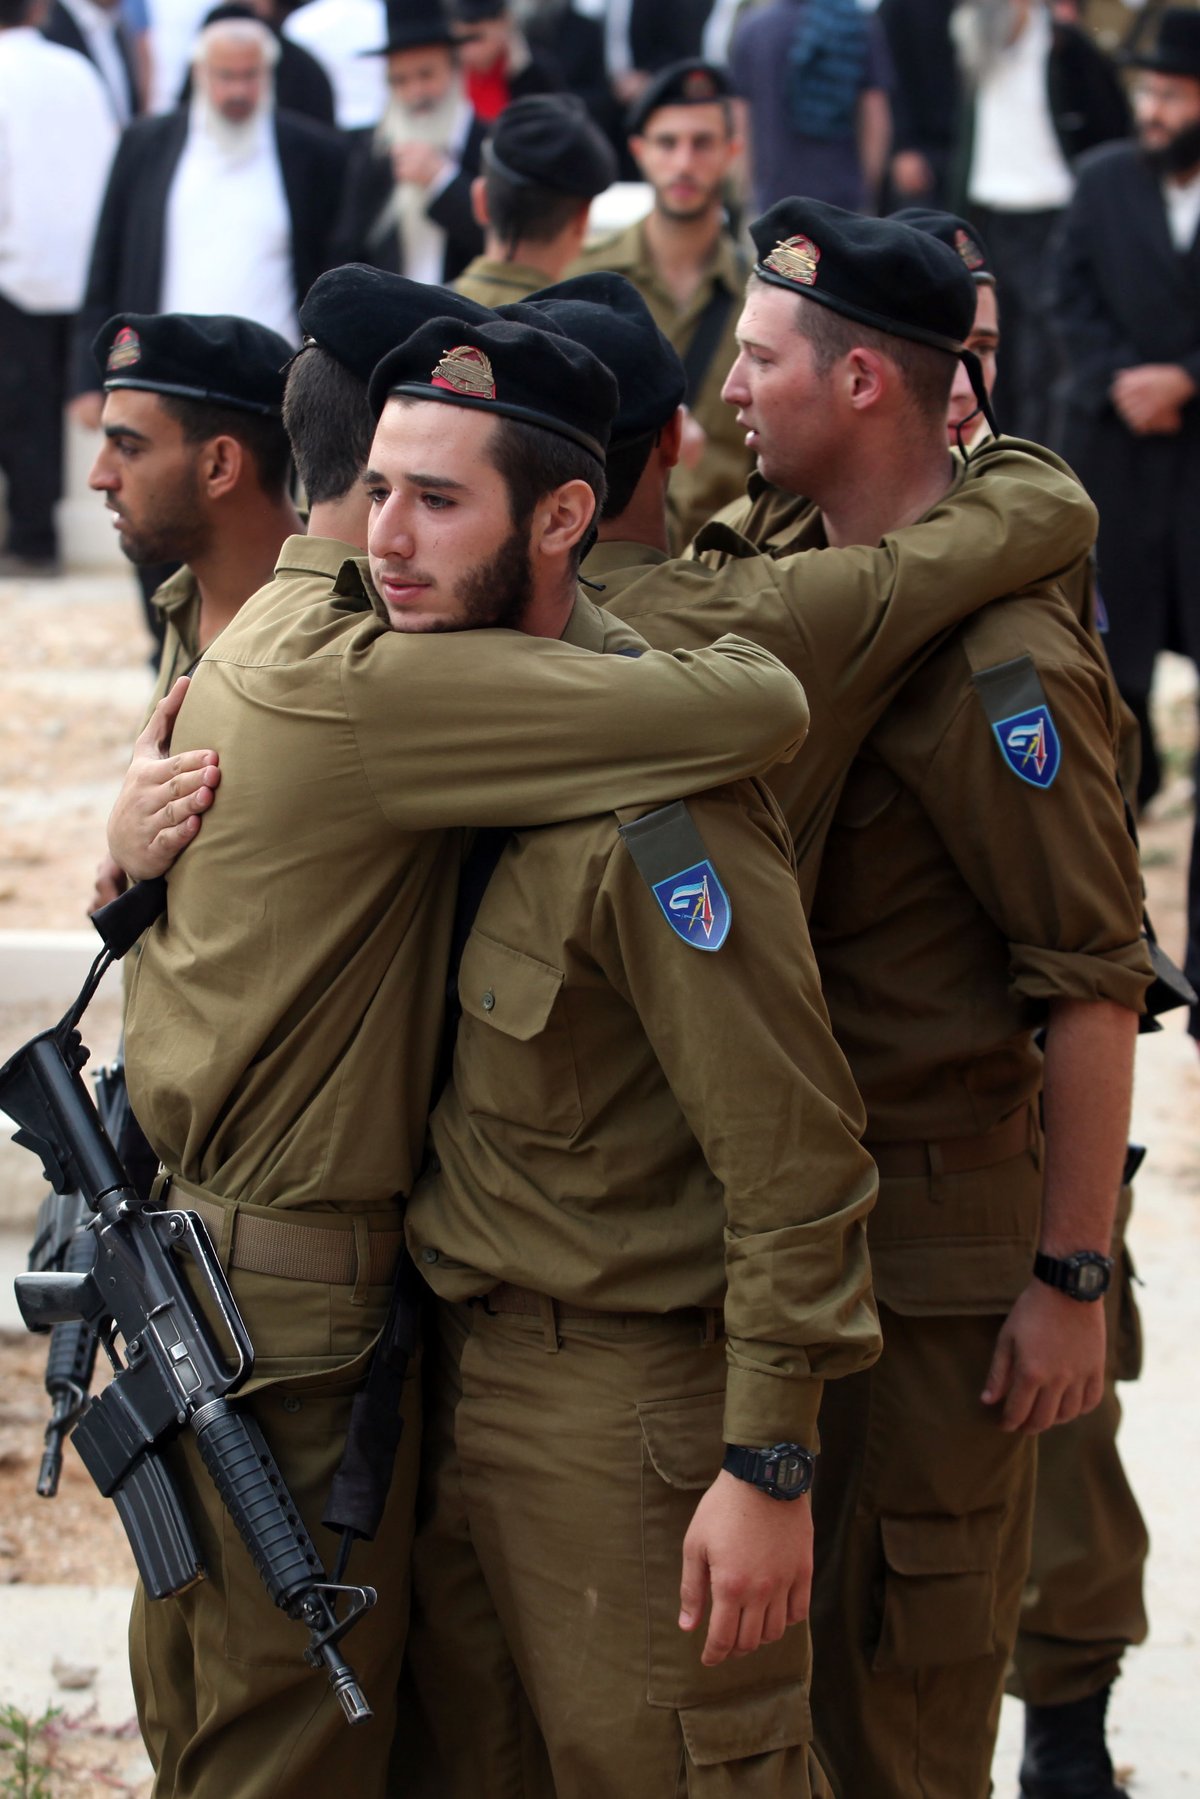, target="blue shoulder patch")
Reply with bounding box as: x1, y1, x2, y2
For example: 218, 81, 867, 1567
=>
994, 704, 1061, 788
650, 859, 732, 951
